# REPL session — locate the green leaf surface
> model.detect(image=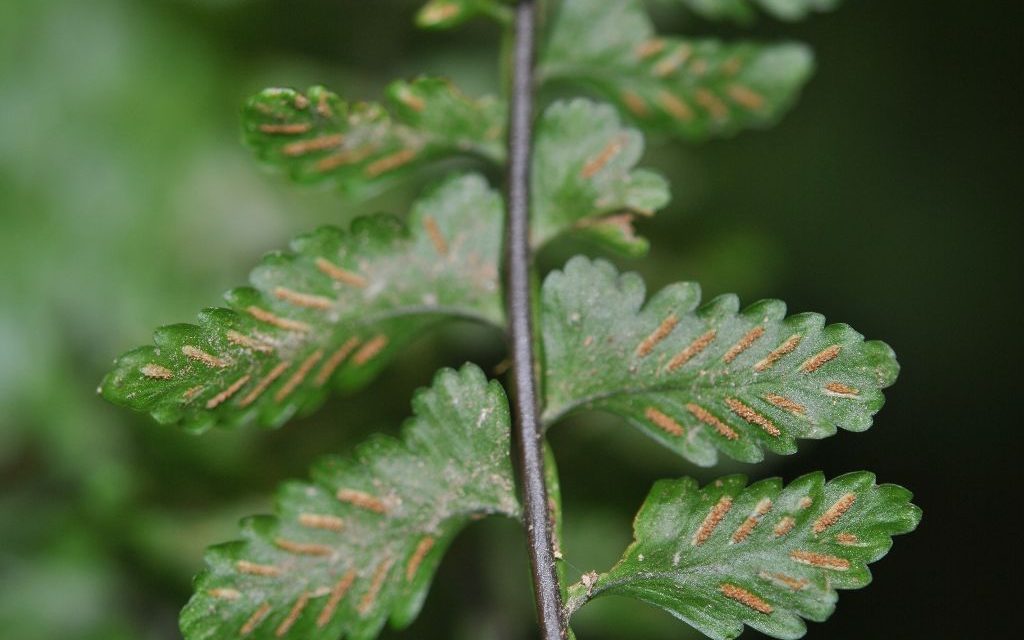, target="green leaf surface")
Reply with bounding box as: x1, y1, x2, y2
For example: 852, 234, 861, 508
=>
672, 0, 842, 23
415, 0, 511, 29
566, 472, 920, 640
532, 100, 670, 256
180, 365, 520, 640
100, 174, 503, 432
541, 258, 898, 465
539, 0, 814, 140
243, 78, 505, 198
